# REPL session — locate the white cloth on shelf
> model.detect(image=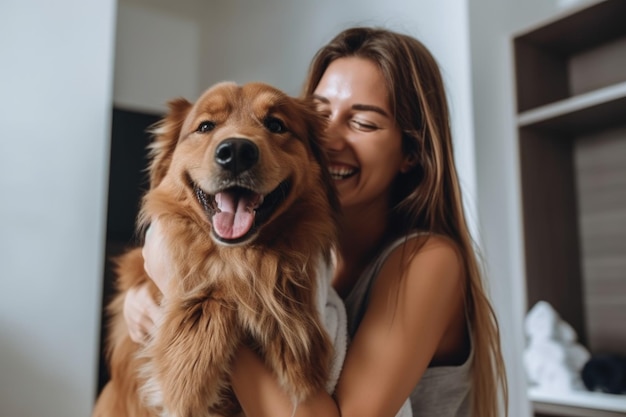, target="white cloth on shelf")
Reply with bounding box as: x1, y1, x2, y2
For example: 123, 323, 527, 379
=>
524, 300, 577, 344
523, 301, 590, 393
